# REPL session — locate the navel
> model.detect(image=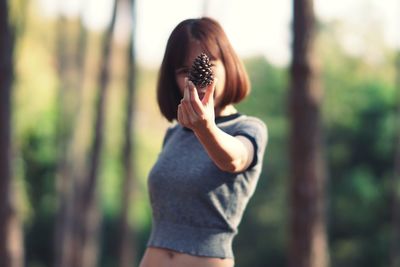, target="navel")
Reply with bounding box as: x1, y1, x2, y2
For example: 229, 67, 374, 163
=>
166, 250, 175, 259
